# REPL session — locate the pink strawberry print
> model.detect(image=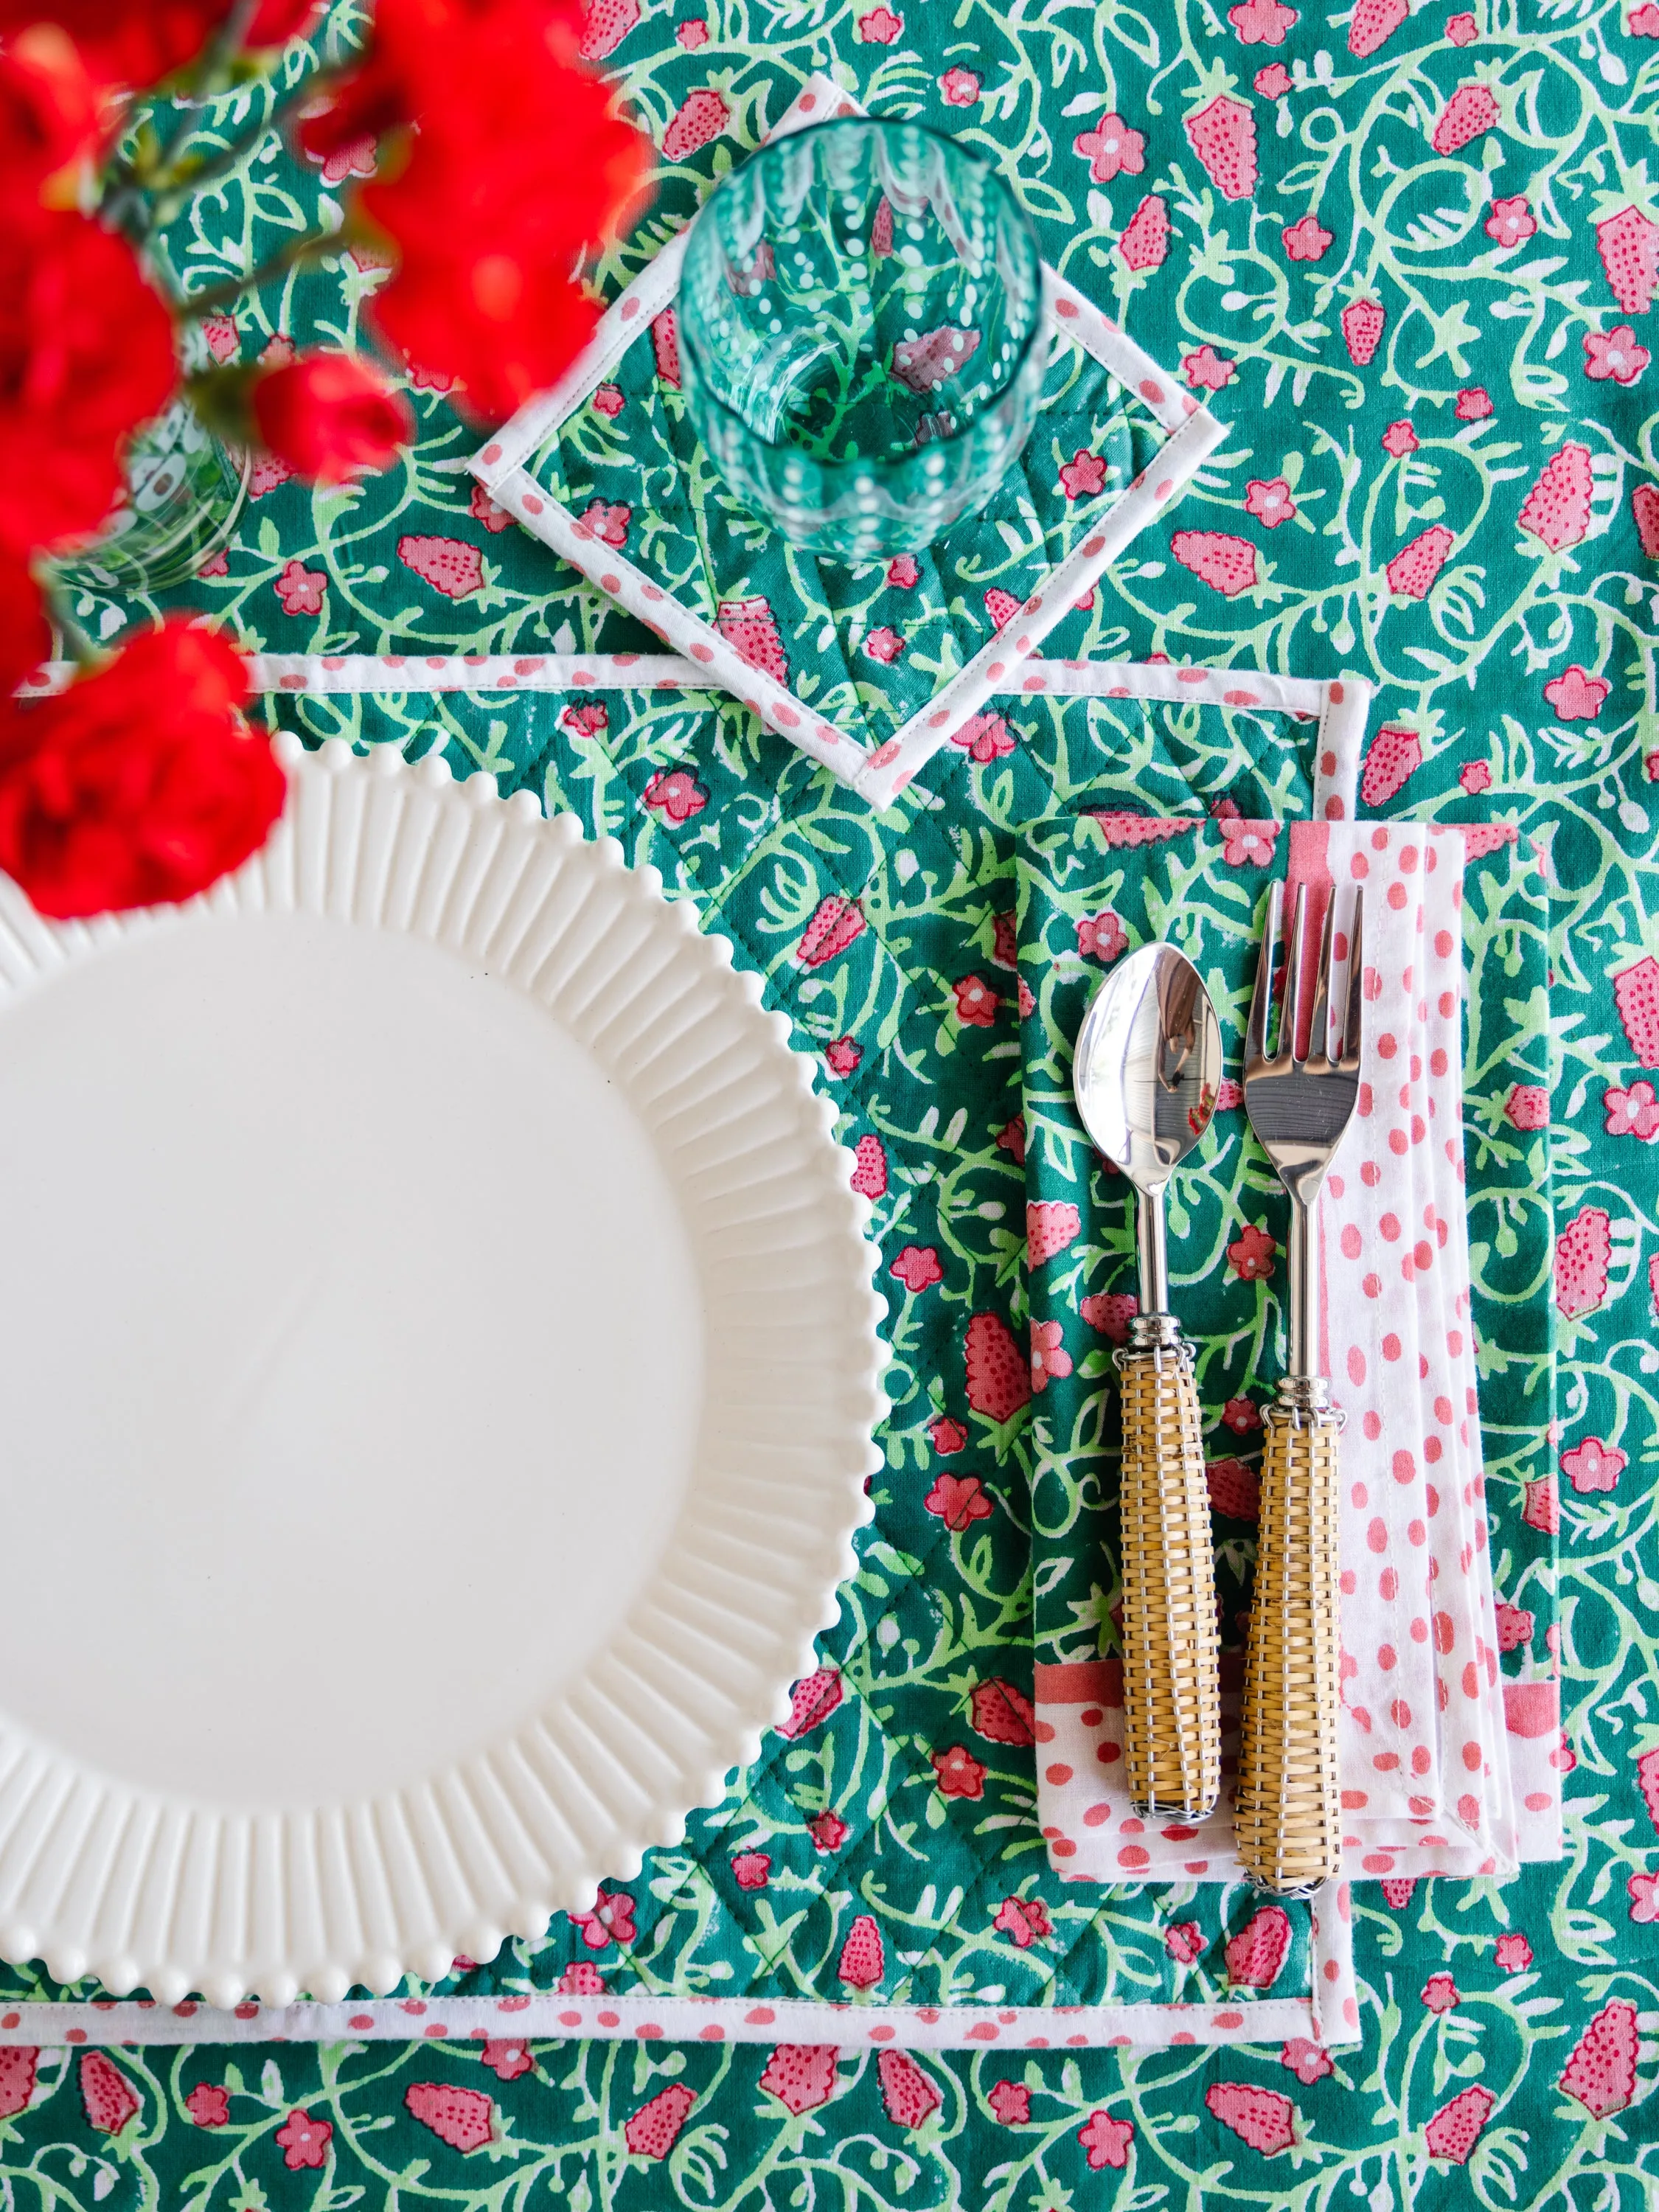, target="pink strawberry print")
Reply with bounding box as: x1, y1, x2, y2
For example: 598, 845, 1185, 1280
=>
80, 2053, 139, 2135
796, 894, 865, 967
970, 1677, 1036, 1744
625, 2081, 697, 2158
1225, 1905, 1291, 1987
1026, 1200, 1081, 1267
1185, 95, 1258, 198
1118, 193, 1170, 271
579, 0, 639, 58
1432, 83, 1500, 154
1554, 1204, 1612, 1318
877, 2049, 942, 2130
1340, 297, 1385, 364
1560, 2000, 1639, 2116
891, 325, 981, 393
1386, 526, 1454, 598
1172, 530, 1259, 596
1382, 1877, 1417, 1907
1636, 1746, 1659, 1829
0, 2048, 35, 2119
1519, 442, 1594, 550
965, 1312, 1033, 1421
1596, 205, 1659, 315
850, 1134, 888, 1198
837, 1914, 885, 1987
717, 595, 788, 683
1614, 955, 1659, 1066
1207, 1456, 1261, 1520
761, 2045, 839, 2115
1523, 1475, 1559, 1534
1634, 482, 1659, 556
405, 2083, 493, 2152
1079, 1290, 1138, 1340
398, 535, 484, 599
1424, 2084, 1495, 2163
779, 1664, 842, 1739
1206, 2081, 1296, 2154
1347, 0, 1408, 53
1360, 723, 1422, 807
984, 587, 1021, 630
652, 307, 682, 388
662, 88, 728, 161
